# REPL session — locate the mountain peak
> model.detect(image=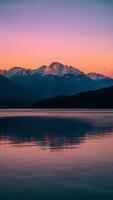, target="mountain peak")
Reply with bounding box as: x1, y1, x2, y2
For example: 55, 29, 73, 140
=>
36, 62, 85, 76
87, 72, 110, 81
44, 62, 66, 76
0, 62, 112, 79
49, 62, 65, 69
0, 66, 32, 77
